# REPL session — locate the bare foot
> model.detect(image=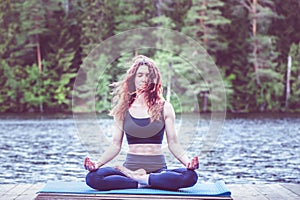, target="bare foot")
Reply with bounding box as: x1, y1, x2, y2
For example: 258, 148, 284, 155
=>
115, 166, 148, 184
115, 166, 146, 177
